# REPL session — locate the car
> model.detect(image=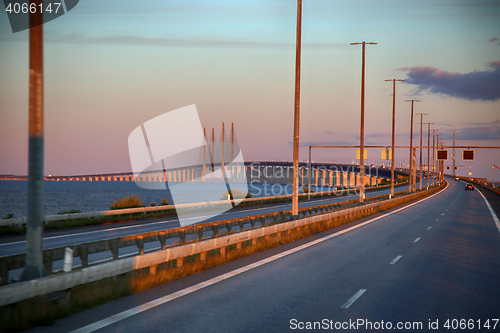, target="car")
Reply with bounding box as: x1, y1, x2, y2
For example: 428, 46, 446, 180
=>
465, 184, 474, 191
455, 176, 459, 180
